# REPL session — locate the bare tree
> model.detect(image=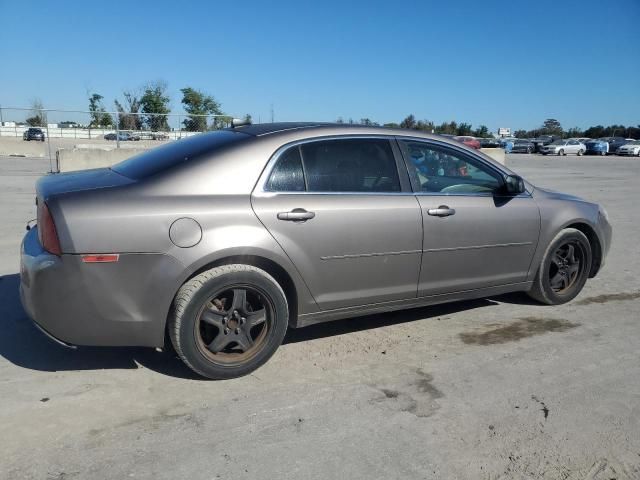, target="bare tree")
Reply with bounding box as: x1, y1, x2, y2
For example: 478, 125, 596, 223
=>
26, 98, 47, 126
114, 91, 142, 131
